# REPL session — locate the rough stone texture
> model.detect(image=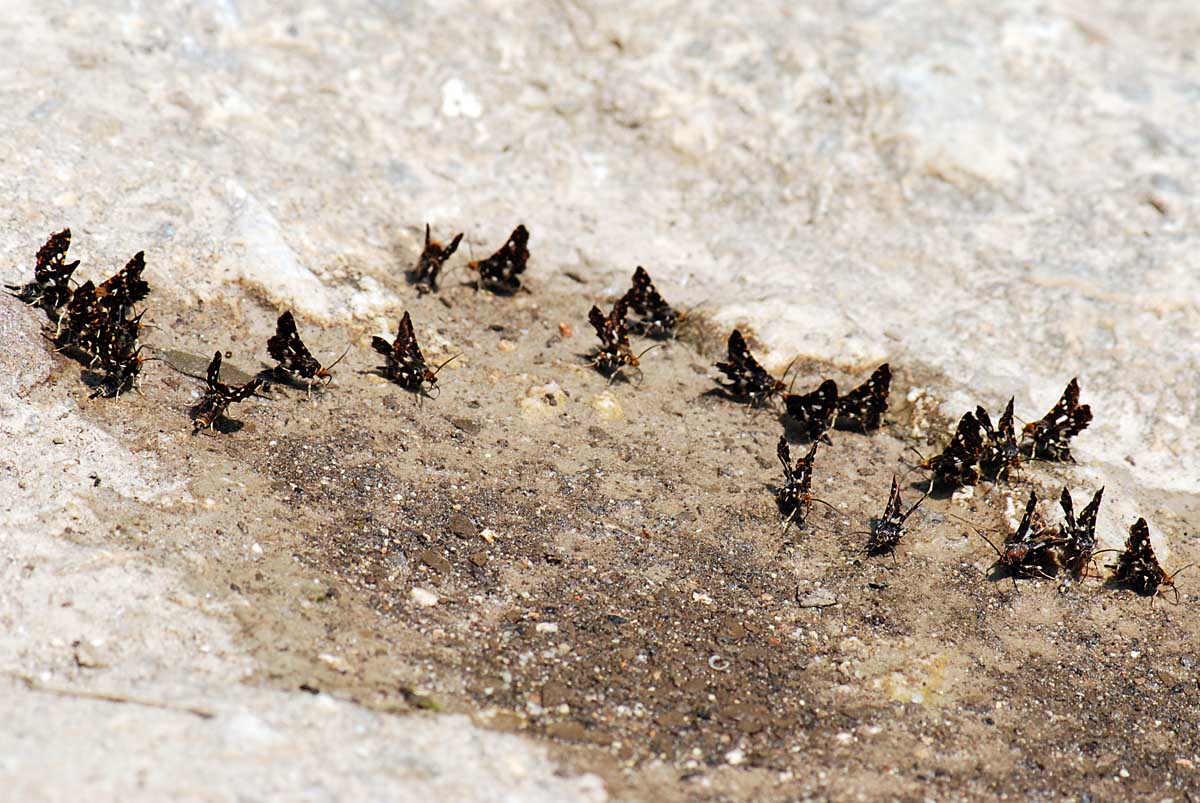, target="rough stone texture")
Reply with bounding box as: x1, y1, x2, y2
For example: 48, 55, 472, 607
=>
2, 0, 1198, 799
